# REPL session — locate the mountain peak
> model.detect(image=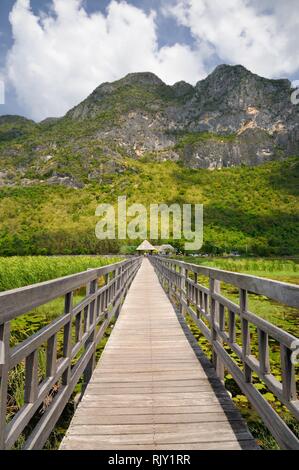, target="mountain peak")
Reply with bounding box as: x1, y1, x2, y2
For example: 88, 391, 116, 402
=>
116, 72, 164, 87
196, 64, 257, 89
201, 63, 291, 89
0, 115, 35, 125
213, 63, 250, 74
172, 81, 194, 97
76, 72, 166, 109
